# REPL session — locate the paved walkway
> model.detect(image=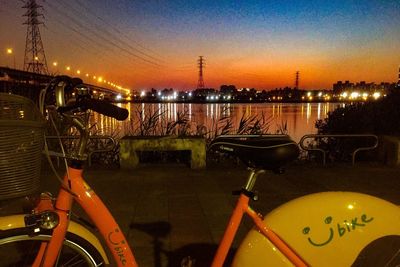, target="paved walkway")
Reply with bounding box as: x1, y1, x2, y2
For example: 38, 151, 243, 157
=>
4, 161, 400, 266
